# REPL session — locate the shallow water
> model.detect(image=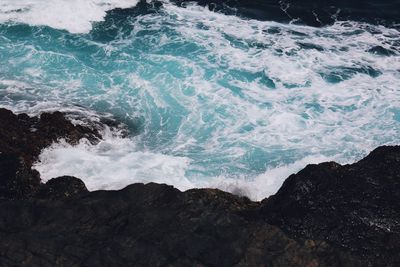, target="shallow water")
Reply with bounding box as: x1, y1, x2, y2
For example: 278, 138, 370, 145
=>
0, 0, 399, 200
